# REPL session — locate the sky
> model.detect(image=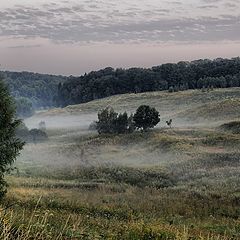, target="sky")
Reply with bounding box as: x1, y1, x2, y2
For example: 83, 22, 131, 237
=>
0, 0, 240, 75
